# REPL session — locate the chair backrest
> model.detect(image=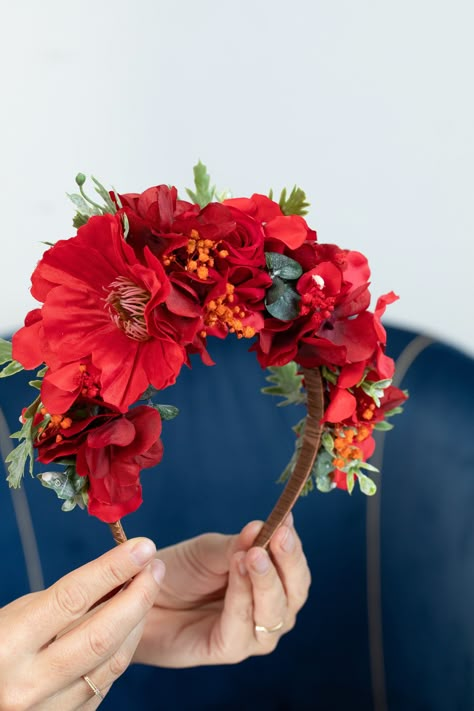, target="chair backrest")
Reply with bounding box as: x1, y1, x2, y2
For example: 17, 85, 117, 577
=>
1, 326, 473, 710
